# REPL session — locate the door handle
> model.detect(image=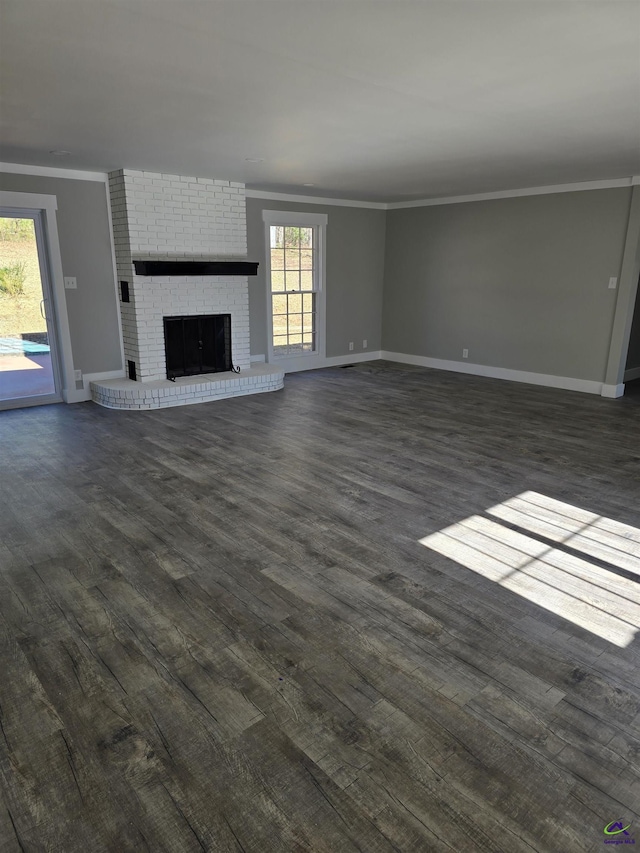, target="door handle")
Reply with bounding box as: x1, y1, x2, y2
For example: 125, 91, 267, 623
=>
40, 299, 47, 320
